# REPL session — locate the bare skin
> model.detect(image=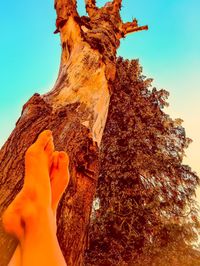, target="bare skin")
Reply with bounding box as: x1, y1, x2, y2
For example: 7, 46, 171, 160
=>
2, 130, 69, 266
